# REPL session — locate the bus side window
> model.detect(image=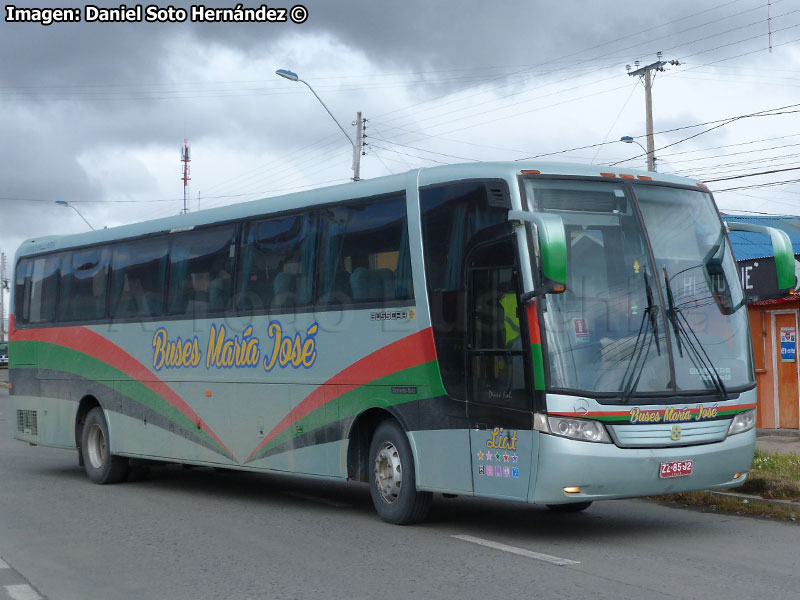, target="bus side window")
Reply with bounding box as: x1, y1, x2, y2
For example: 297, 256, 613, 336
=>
109, 237, 168, 319
237, 212, 316, 313
317, 194, 413, 307
25, 254, 61, 324
14, 258, 32, 324
167, 225, 237, 317
56, 247, 111, 323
